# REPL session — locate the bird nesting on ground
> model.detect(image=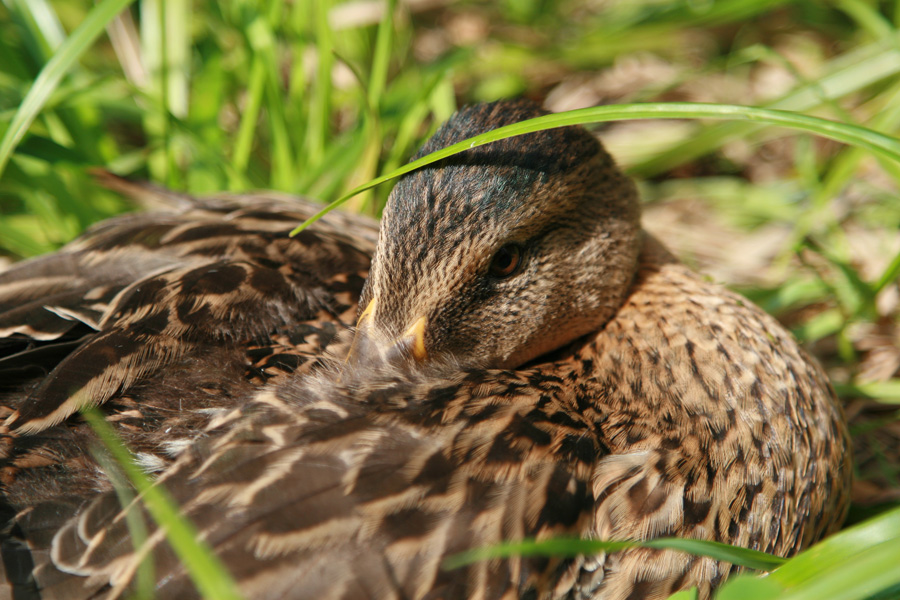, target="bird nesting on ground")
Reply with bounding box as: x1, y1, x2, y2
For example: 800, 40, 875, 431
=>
0, 100, 851, 600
